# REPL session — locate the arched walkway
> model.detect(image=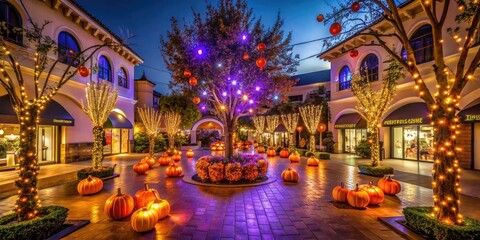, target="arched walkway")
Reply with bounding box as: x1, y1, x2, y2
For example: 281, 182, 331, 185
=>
190, 117, 224, 144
